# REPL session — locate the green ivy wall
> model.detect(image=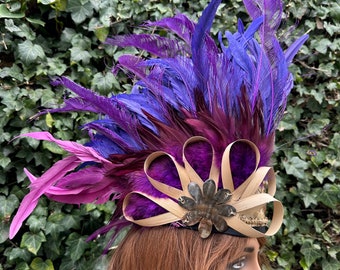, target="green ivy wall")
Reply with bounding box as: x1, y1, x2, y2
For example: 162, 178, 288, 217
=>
0, 0, 339, 269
